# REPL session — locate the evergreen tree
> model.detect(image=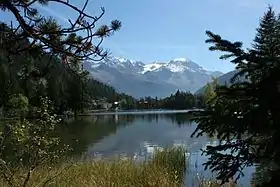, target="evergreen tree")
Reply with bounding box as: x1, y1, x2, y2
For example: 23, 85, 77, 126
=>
249, 6, 280, 83
0, 0, 121, 62
204, 83, 216, 104
253, 6, 277, 54
192, 7, 280, 186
